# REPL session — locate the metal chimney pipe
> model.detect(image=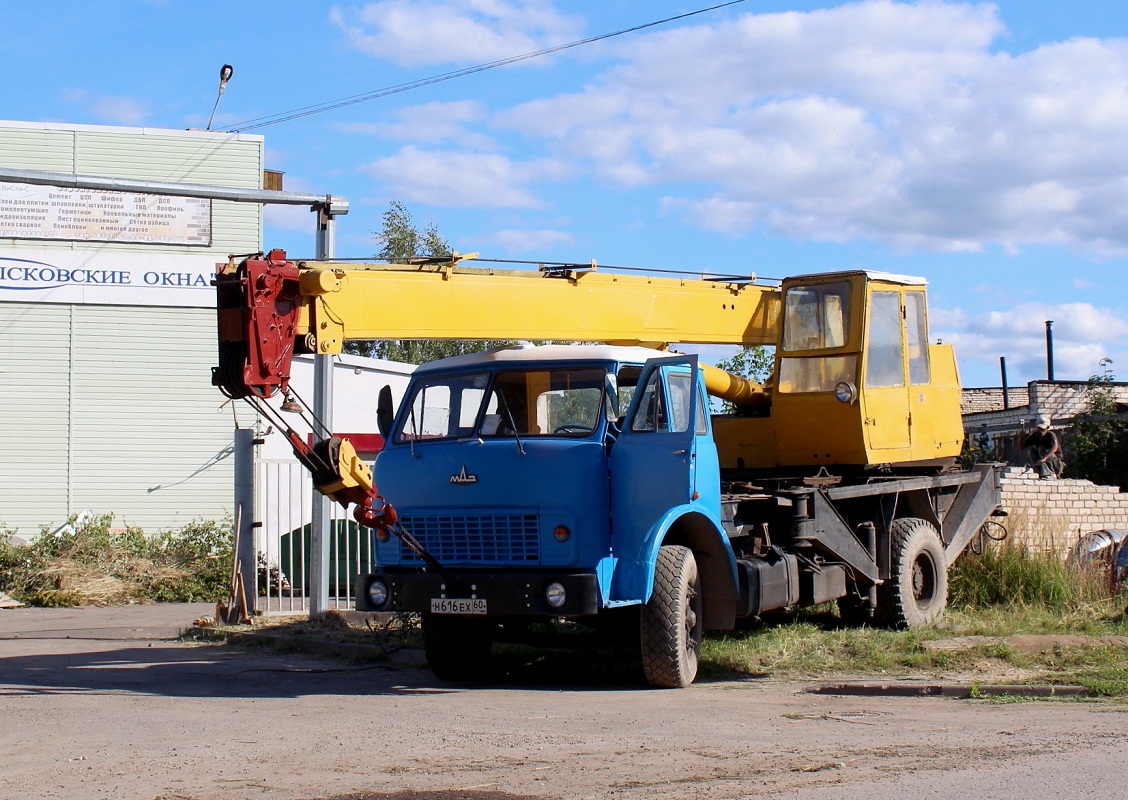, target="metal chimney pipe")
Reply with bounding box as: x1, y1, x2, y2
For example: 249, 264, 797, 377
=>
1045, 320, 1055, 381
1000, 356, 1009, 409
